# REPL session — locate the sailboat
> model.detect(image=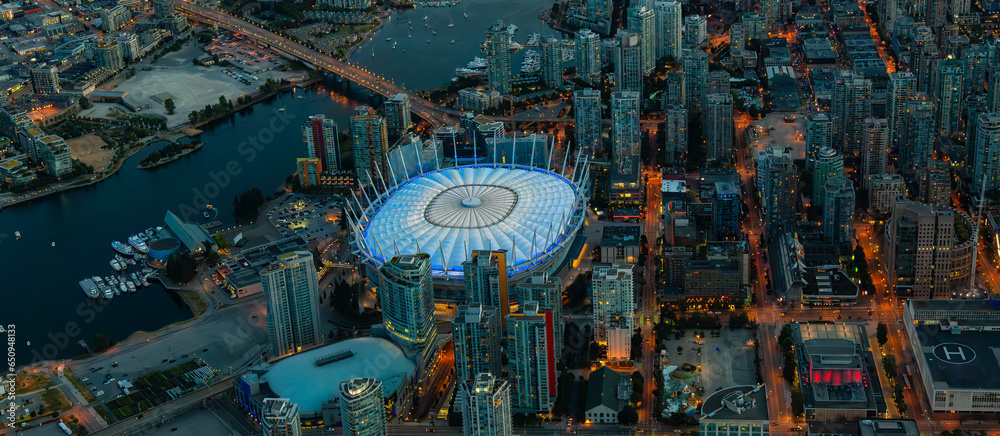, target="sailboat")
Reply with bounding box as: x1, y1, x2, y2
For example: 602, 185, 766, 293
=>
463, 2, 468, 18
448, 16, 455, 28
